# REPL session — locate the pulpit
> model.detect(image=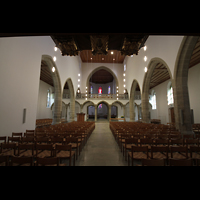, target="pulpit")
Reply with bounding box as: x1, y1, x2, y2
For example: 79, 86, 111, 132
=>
77, 113, 85, 122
